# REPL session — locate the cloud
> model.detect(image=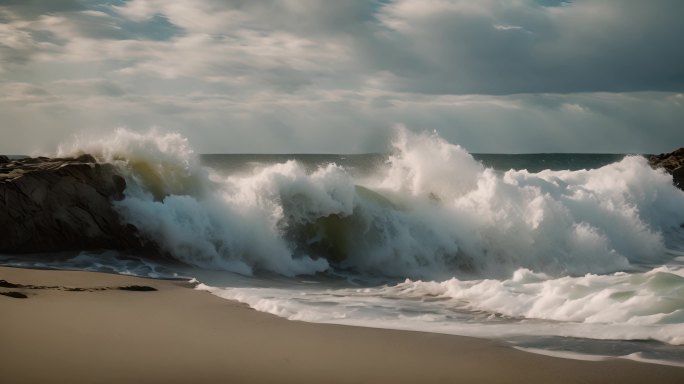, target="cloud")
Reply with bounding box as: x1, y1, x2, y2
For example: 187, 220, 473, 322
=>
0, 0, 85, 20
1, 77, 681, 154
371, 0, 684, 94
5, 0, 682, 93
0, 0, 681, 154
